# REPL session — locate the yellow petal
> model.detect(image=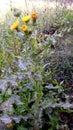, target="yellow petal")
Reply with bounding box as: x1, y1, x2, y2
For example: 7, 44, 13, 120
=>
22, 15, 31, 22
10, 21, 19, 30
